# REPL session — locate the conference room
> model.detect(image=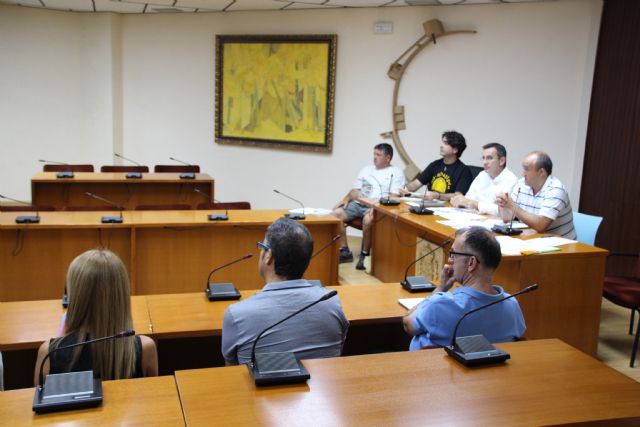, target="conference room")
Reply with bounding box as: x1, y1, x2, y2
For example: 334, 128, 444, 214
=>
1, 0, 639, 424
